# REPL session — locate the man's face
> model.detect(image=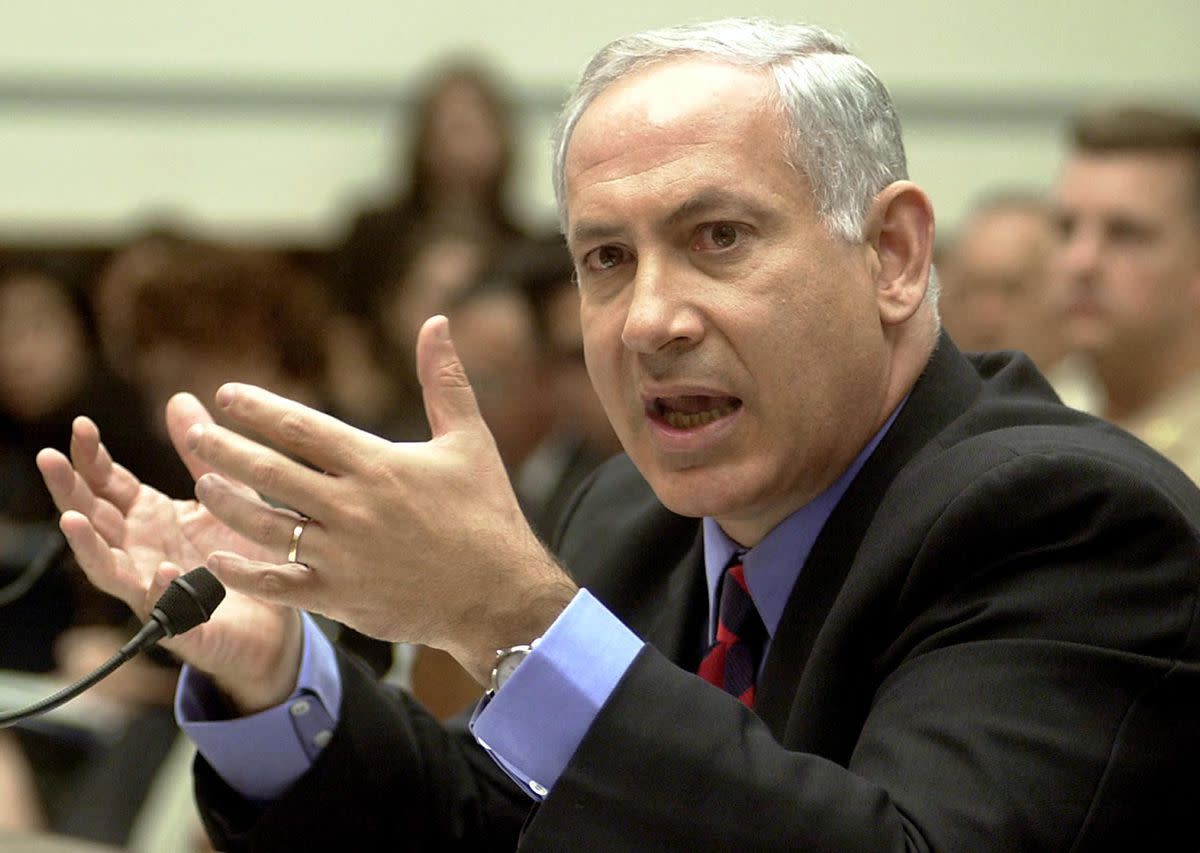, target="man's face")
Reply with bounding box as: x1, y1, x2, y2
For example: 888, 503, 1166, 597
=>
1051, 151, 1200, 363
563, 58, 893, 544
941, 208, 1053, 354
452, 290, 549, 469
